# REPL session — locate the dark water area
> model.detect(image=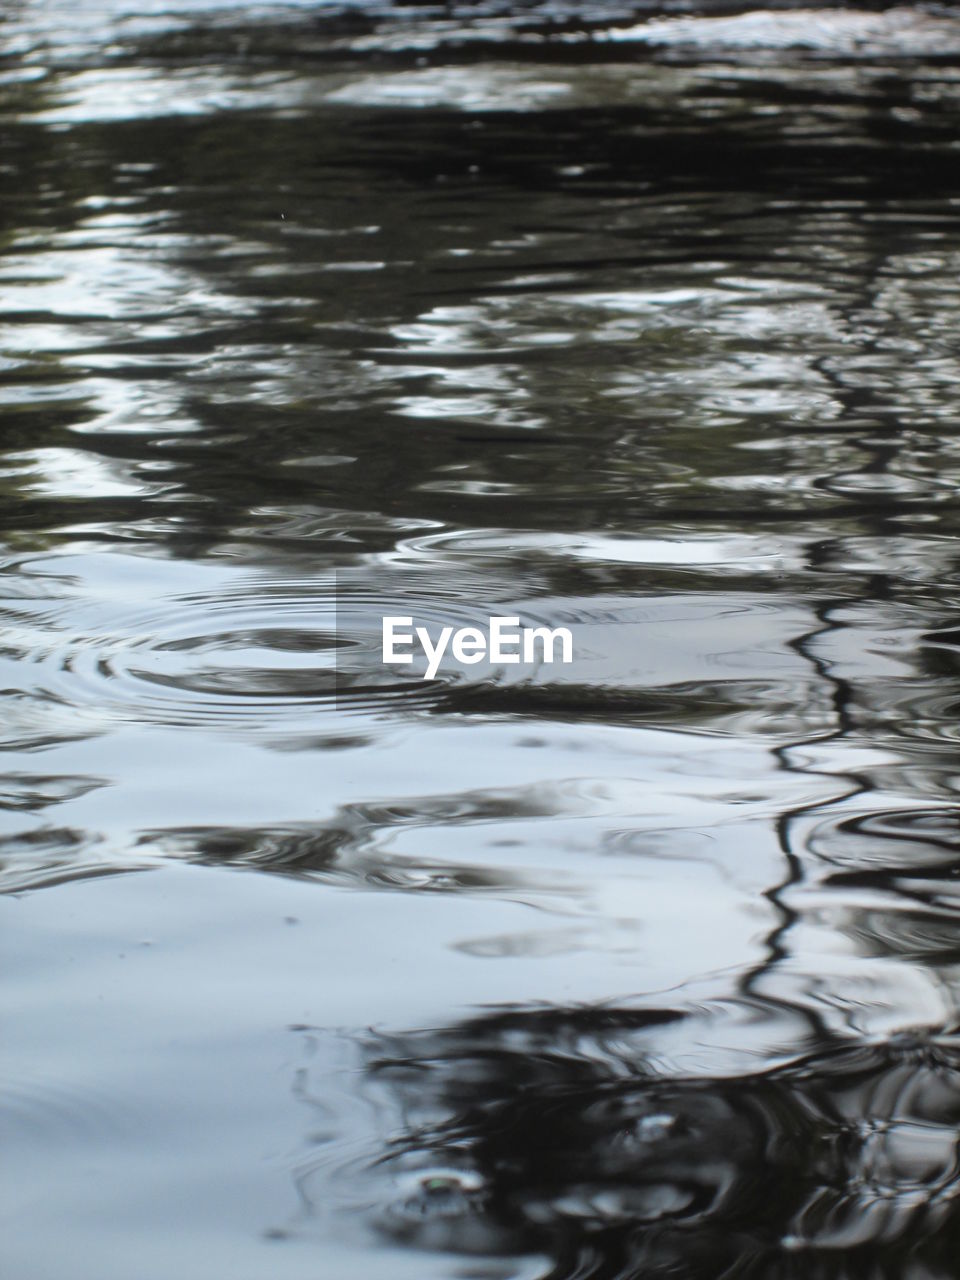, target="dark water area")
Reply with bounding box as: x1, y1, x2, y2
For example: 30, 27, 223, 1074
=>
5, 1, 960, 1276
